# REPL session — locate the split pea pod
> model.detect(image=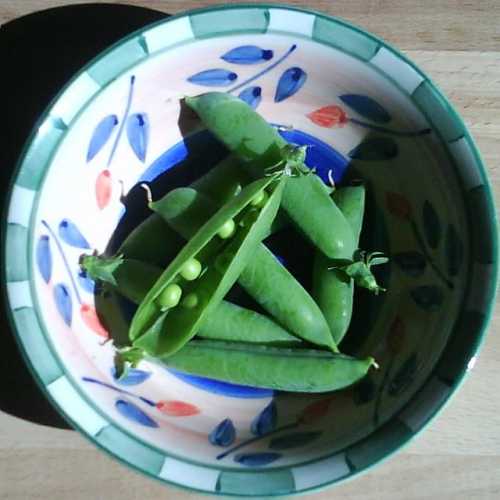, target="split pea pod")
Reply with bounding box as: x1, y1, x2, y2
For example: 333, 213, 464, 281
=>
150, 187, 336, 351
160, 340, 375, 393
81, 255, 300, 346
130, 175, 286, 357
313, 186, 366, 344
185, 92, 355, 259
